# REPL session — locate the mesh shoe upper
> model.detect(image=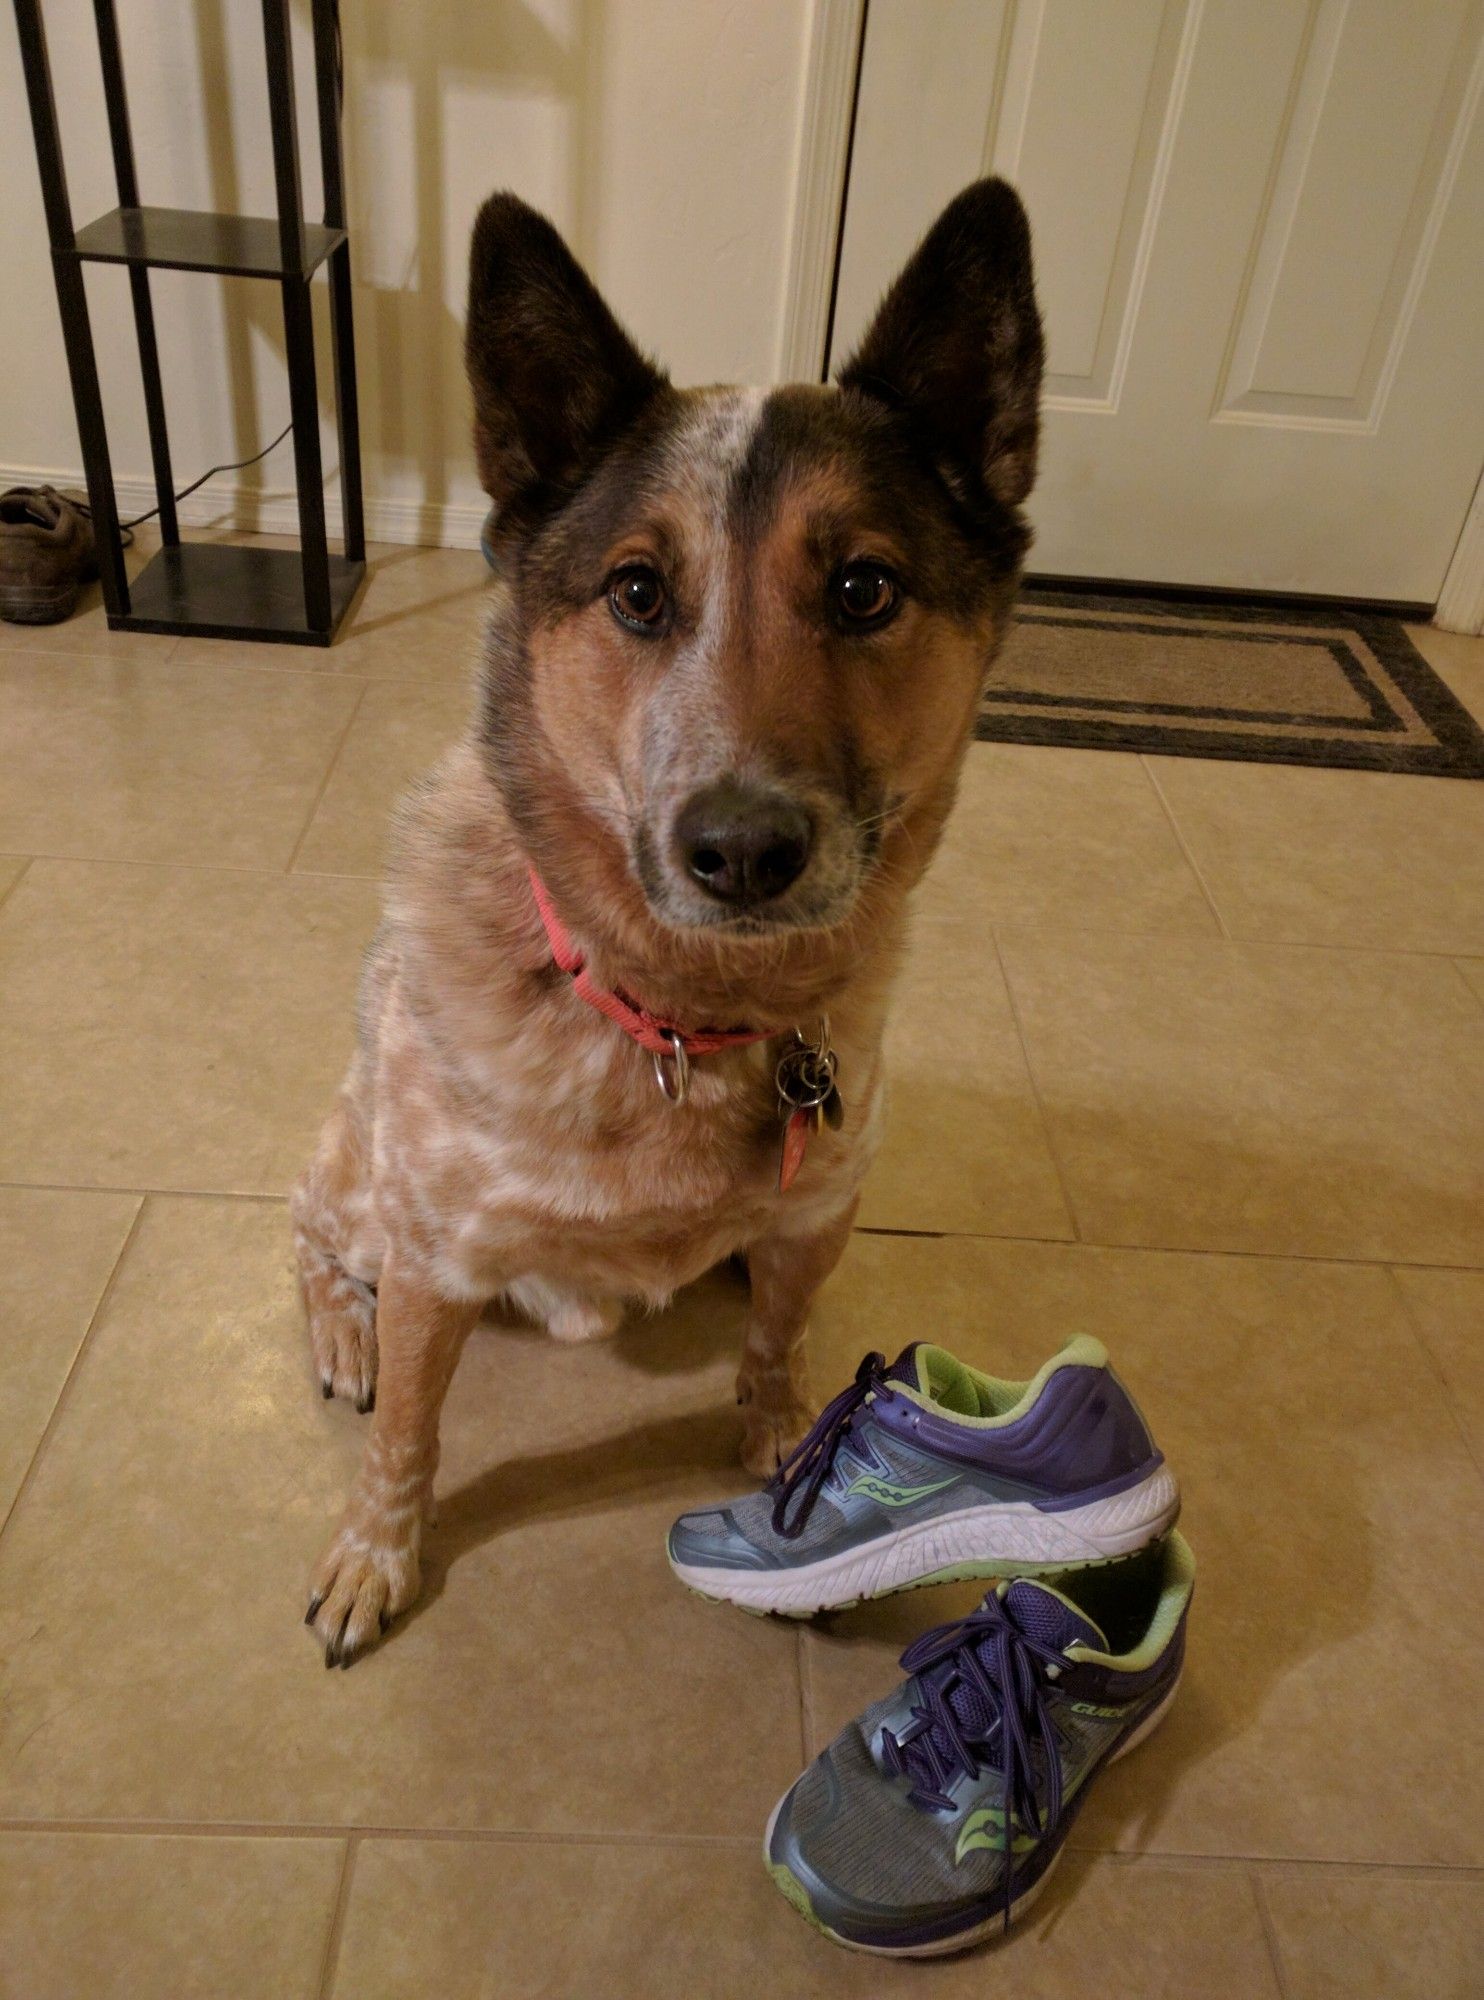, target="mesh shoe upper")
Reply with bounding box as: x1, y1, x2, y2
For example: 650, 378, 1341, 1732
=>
669, 1336, 1163, 1575
767, 1538, 1194, 1950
